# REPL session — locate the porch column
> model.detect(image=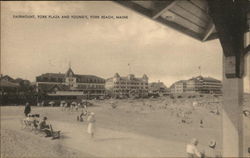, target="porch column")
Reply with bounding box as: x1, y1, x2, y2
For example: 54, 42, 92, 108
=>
207, 0, 249, 156
222, 57, 244, 156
